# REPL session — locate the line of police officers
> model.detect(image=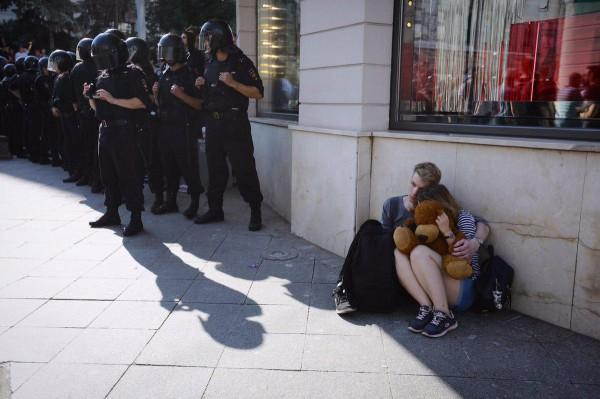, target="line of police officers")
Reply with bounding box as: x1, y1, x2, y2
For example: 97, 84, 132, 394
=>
0, 20, 264, 237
